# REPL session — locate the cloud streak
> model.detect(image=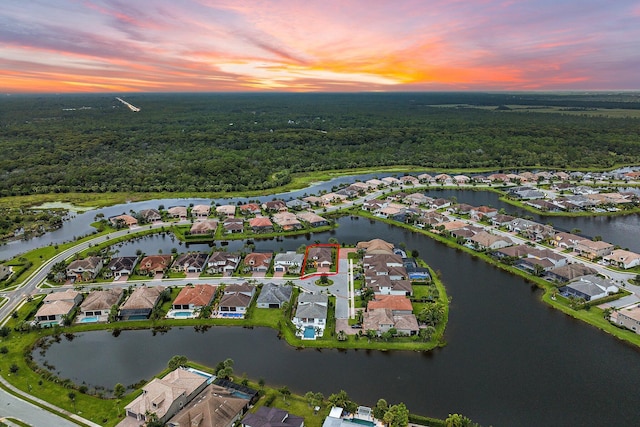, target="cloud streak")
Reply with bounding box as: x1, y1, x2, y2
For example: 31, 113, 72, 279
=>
1, 0, 638, 92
